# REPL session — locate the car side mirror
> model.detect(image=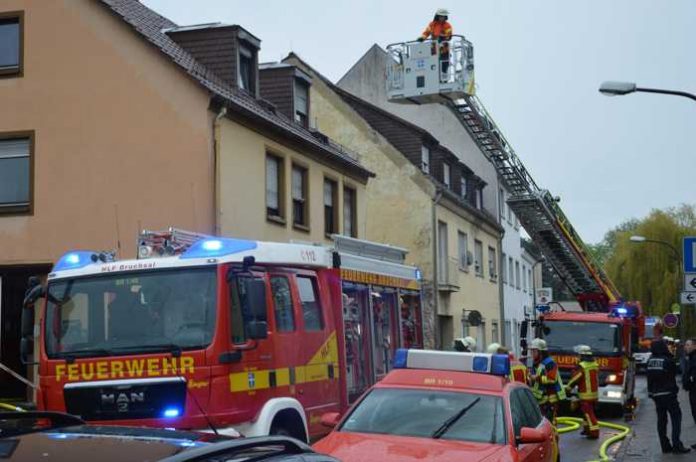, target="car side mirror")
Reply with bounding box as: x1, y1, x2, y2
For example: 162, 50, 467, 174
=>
321, 412, 341, 428
517, 427, 546, 445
